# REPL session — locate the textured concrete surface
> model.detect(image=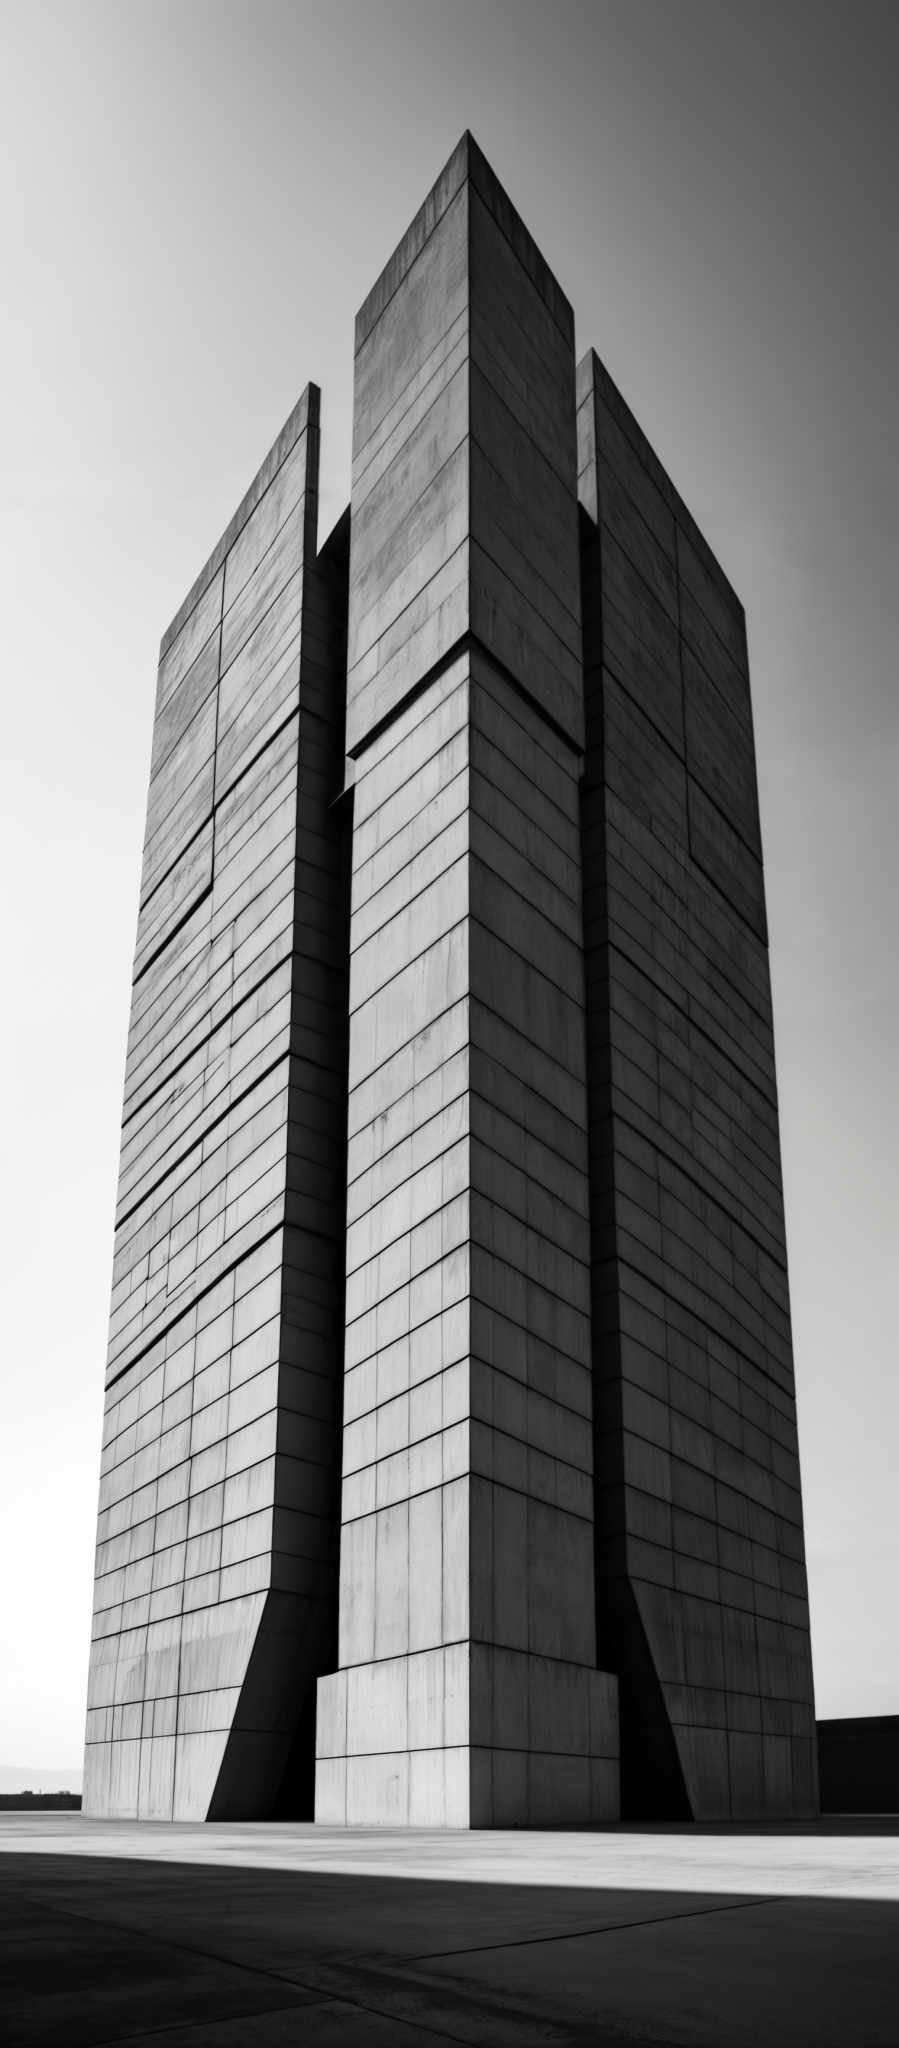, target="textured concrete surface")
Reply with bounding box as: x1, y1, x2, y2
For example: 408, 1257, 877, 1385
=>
85, 129, 819, 1831
84, 392, 349, 1821
2, 1814, 898, 2046
318, 132, 617, 1826
578, 352, 817, 1819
